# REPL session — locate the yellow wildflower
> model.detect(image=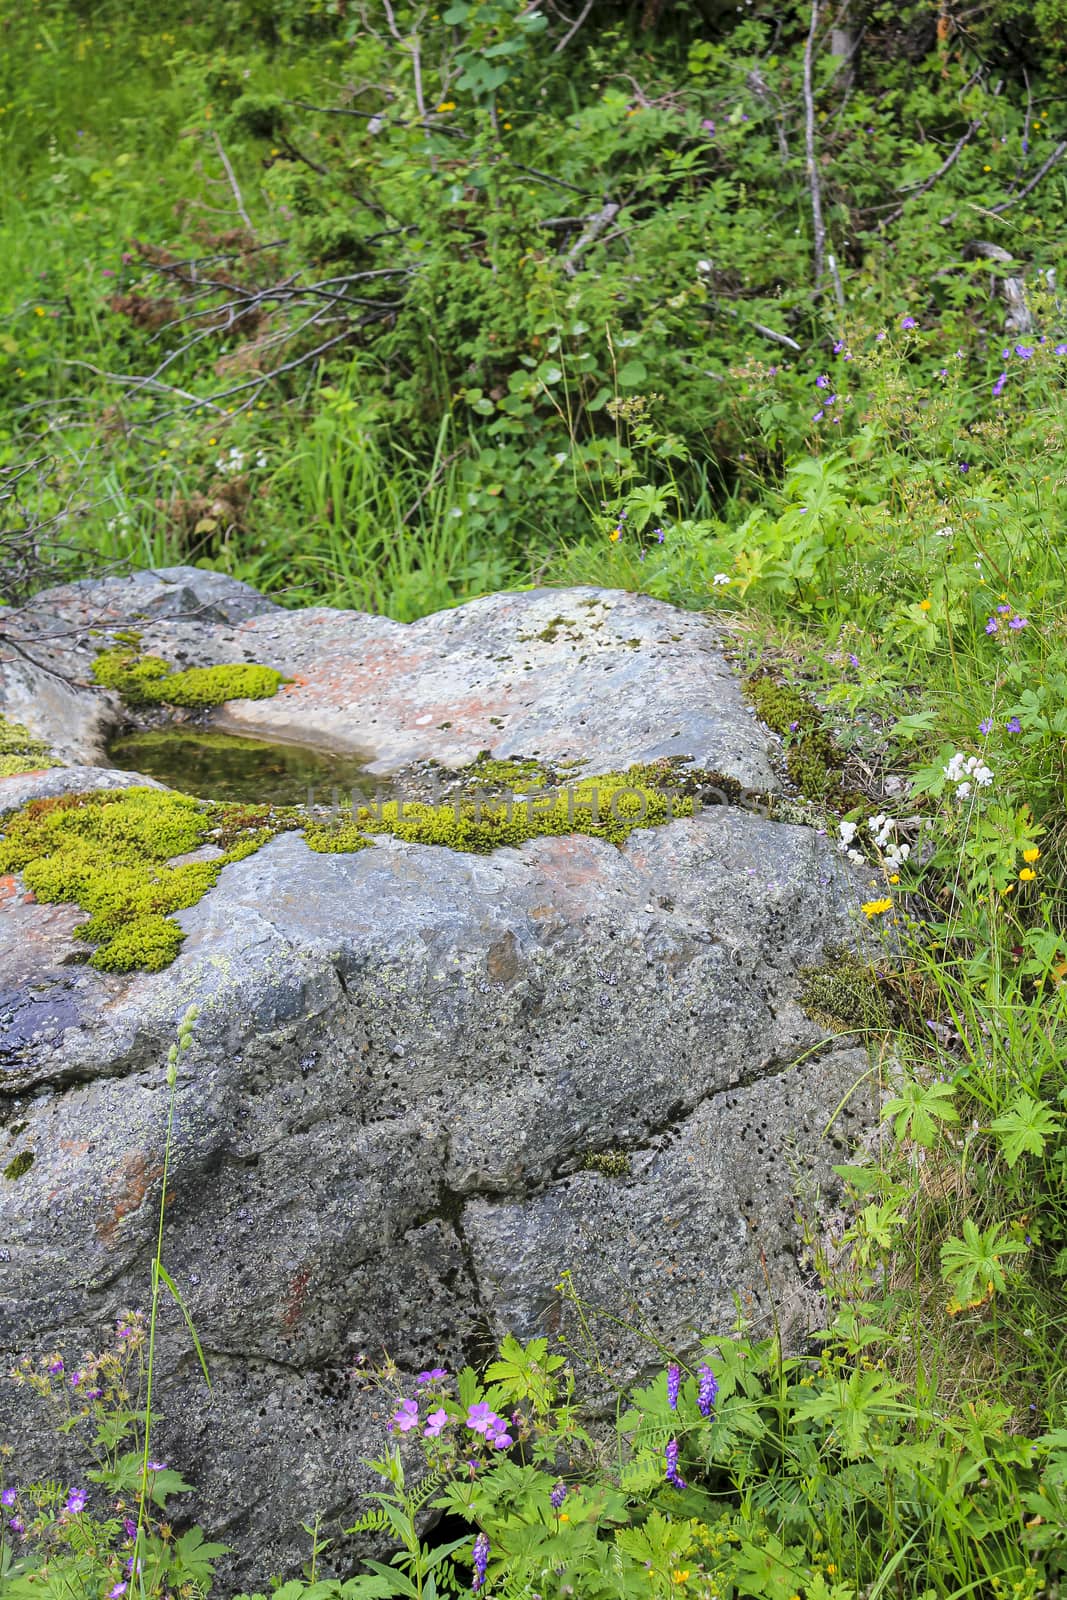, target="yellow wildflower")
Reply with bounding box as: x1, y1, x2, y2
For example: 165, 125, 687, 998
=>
609, 528, 621, 543
671, 1573, 690, 1586
1023, 847, 1040, 863
1019, 868, 1036, 882
919, 598, 932, 611
437, 101, 456, 112
888, 873, 900, 884
862, 898, 892, 917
